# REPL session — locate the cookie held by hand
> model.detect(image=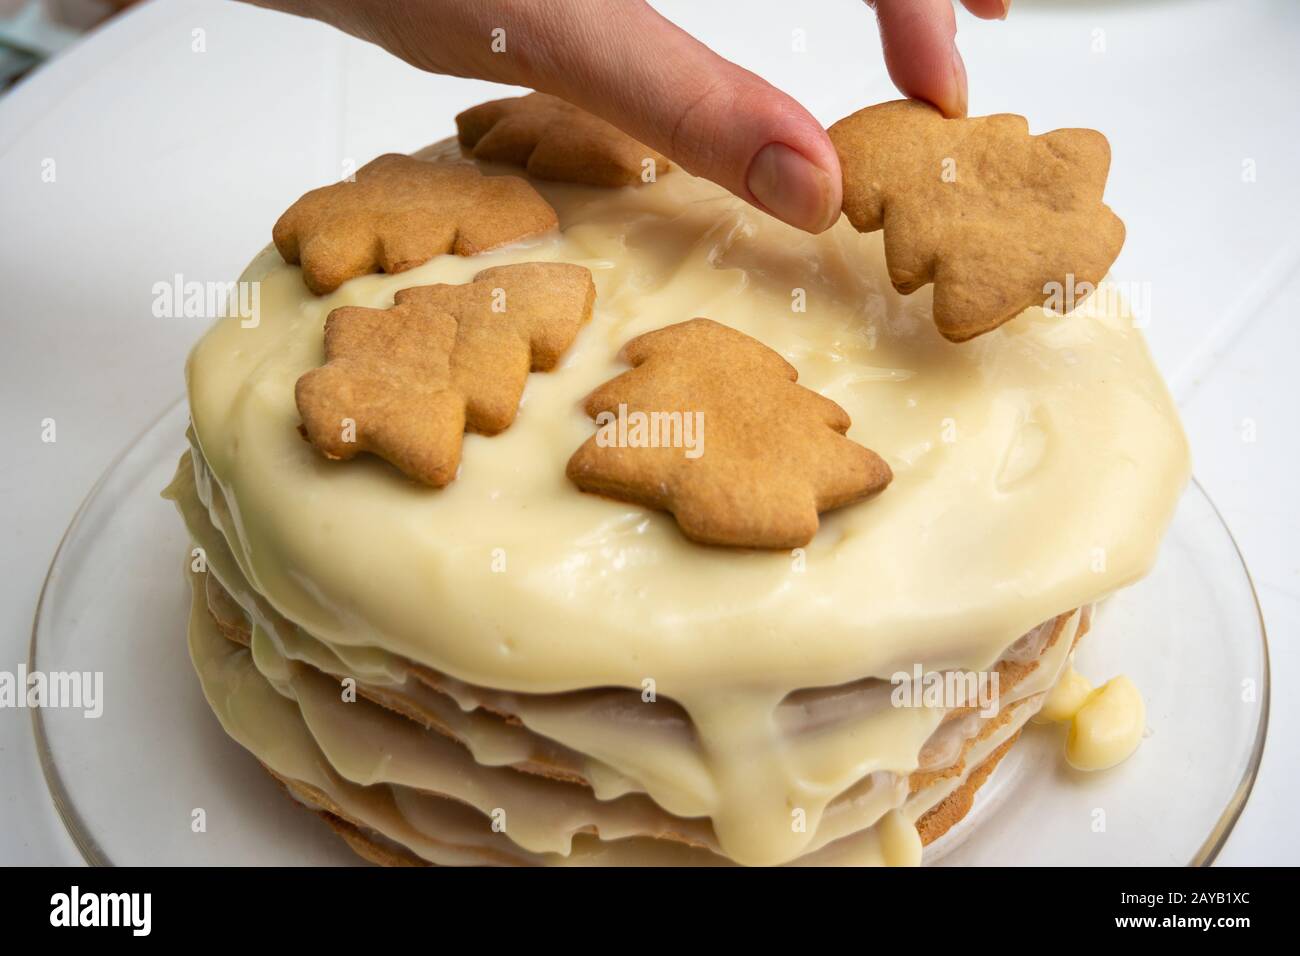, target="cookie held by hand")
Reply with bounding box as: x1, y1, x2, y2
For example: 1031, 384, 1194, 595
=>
567, 318, 892, 549
457, 93, 670, 187
828, 100, 1125, 342
273, 155, 558, 295
296, 262, 595, 486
